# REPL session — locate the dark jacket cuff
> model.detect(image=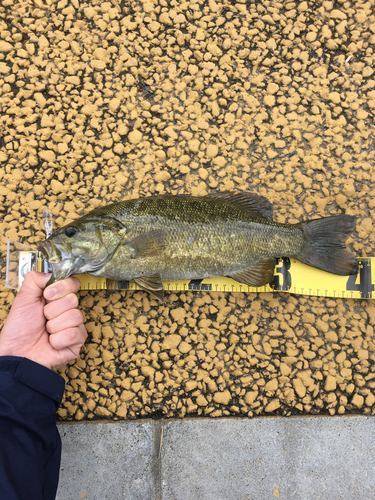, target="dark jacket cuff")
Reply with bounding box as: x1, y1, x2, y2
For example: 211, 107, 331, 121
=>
0, 356, 65, 405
